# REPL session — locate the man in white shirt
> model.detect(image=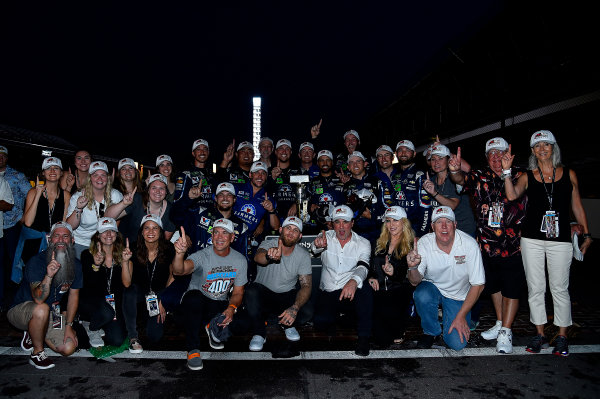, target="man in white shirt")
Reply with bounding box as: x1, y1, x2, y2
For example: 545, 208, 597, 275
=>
311, 204, 373, 356
408, 206, 485, 351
